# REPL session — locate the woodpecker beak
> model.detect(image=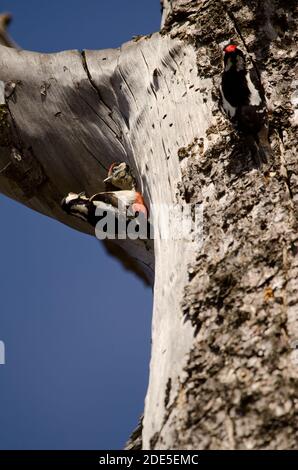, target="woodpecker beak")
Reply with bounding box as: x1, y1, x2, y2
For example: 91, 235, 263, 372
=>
104, 166, 123, 182
103, 175, 113, 183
